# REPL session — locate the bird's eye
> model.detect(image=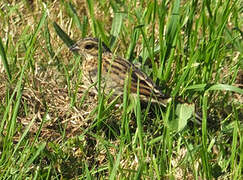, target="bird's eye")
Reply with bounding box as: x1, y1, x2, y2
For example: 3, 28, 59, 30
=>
84, 44, 94, 50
